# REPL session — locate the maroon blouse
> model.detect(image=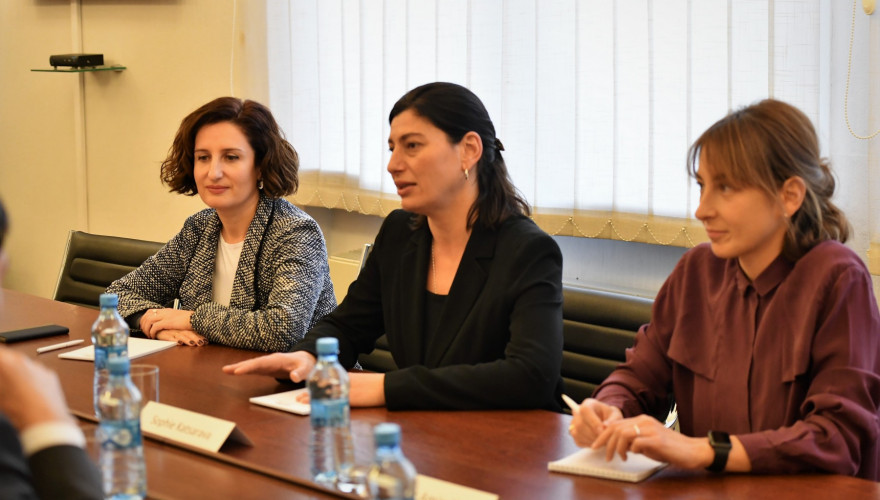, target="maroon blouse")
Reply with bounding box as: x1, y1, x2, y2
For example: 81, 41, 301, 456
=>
595, 241, 880, 480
